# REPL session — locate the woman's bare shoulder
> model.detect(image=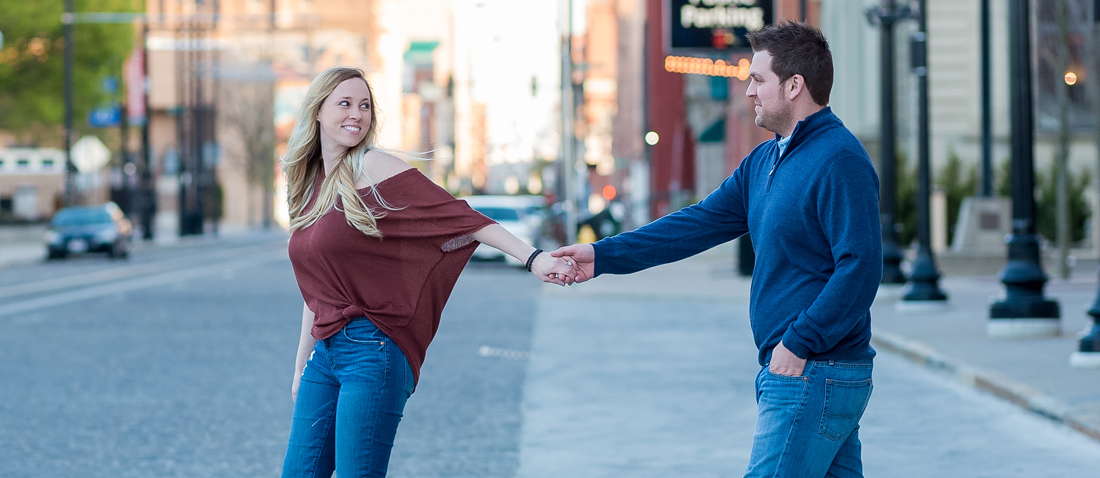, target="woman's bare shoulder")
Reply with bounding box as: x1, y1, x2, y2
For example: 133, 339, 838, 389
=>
357, 149, 415, 188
